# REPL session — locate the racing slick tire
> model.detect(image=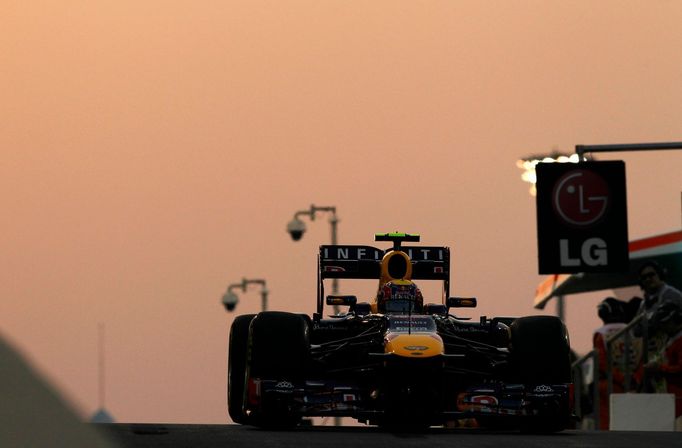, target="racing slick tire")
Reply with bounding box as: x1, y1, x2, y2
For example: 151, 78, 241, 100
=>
509, 315, 571, 384
248, 311, 311, 428
508, 315, 572, 433
228, 314, 256, 424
